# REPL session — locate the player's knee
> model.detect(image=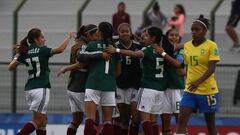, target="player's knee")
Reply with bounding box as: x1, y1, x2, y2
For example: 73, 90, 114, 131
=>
72, 112, 84, 125
33, 115, 47, 127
